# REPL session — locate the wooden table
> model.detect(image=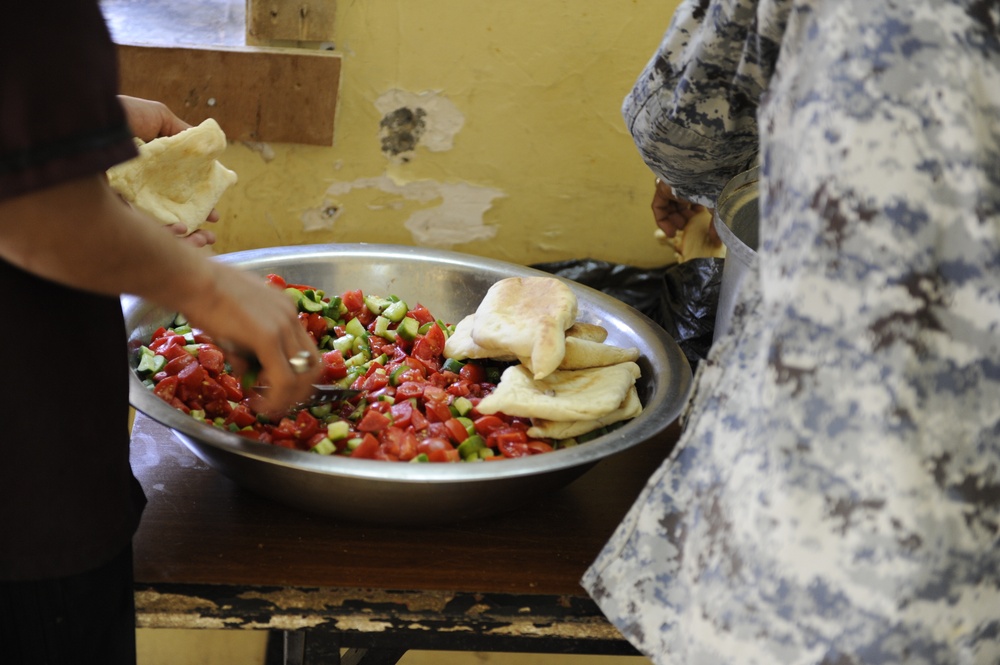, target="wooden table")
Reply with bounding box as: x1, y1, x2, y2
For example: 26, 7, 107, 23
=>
129, 413, 679, 665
